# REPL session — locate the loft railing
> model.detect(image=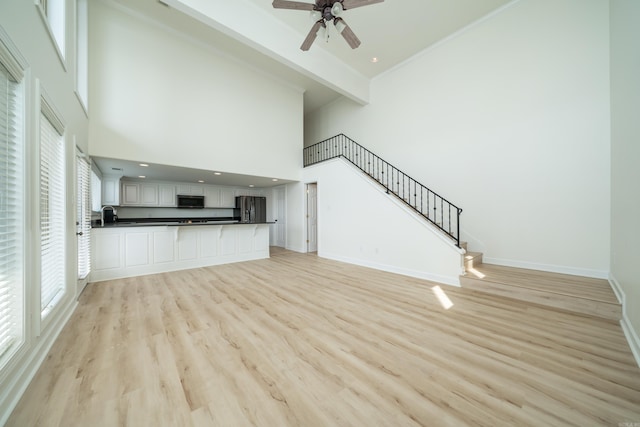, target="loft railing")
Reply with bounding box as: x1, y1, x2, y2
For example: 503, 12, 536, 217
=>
303, 134, 463, 248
